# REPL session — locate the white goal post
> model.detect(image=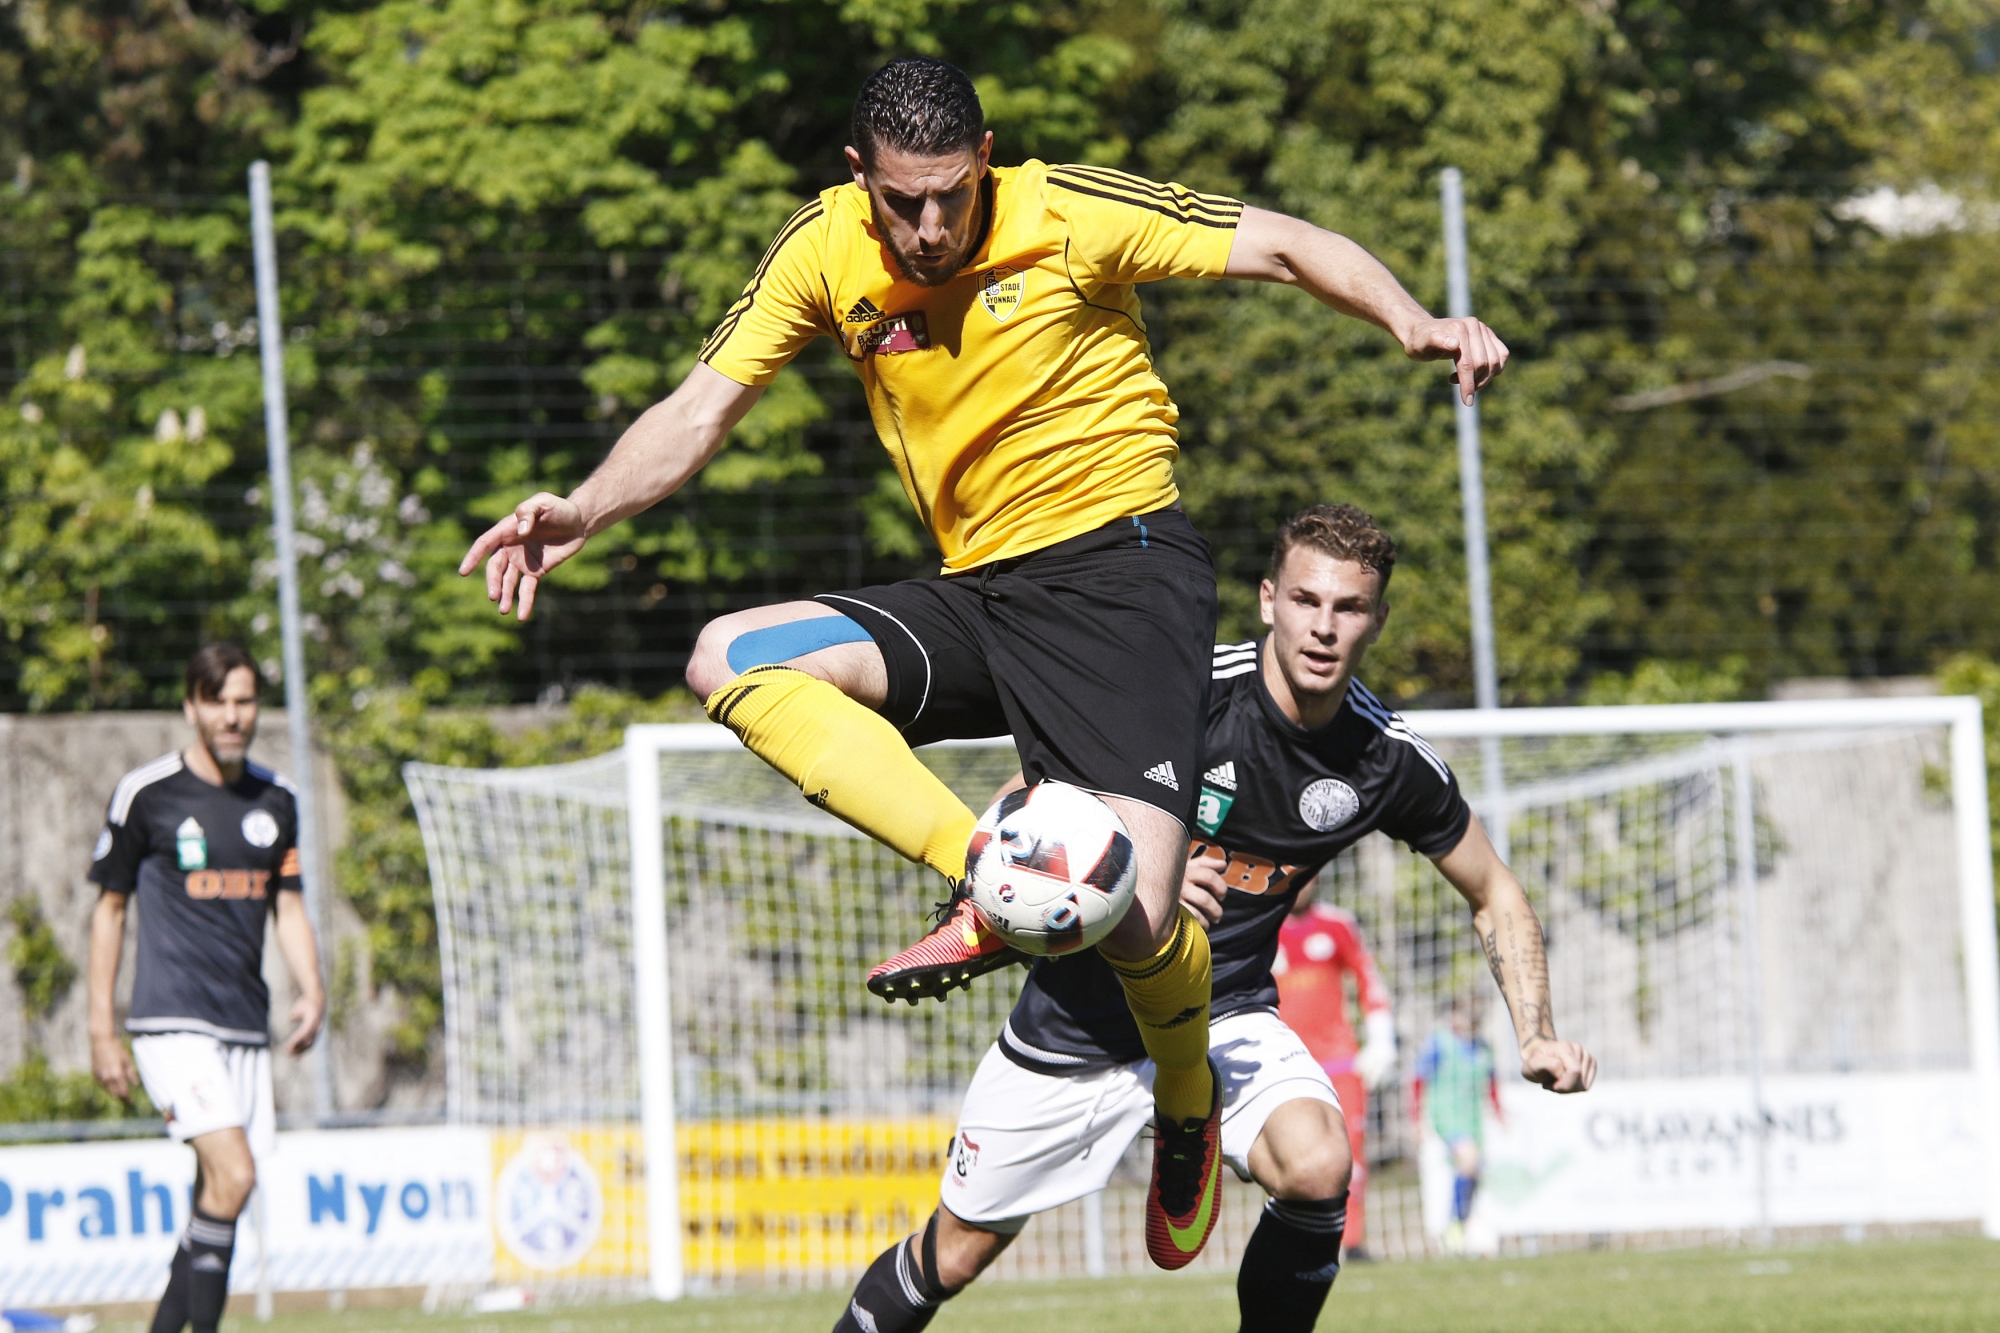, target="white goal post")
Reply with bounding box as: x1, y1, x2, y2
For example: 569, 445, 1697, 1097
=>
406, 696, 2000, 1302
